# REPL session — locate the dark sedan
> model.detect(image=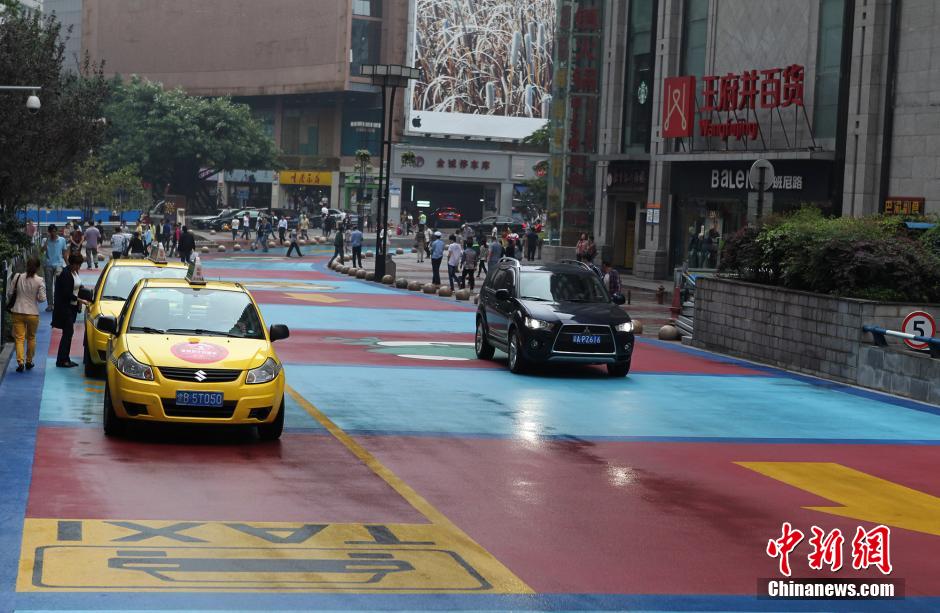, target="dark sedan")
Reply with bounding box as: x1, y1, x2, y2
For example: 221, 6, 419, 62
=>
475, 259, 635, 376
